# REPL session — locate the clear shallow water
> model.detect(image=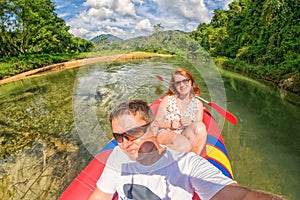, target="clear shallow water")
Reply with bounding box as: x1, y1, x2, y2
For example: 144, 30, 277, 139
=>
0, 58, 299, 199
221, 70, 300, 199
